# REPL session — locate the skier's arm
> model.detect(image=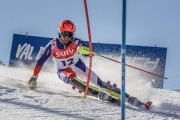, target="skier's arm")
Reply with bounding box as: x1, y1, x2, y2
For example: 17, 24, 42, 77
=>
28, 42, 51, 90
33, 42, 51, 76
78, 39, 88, 47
